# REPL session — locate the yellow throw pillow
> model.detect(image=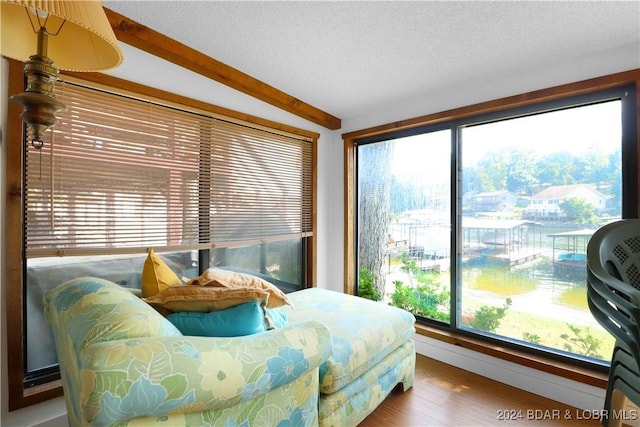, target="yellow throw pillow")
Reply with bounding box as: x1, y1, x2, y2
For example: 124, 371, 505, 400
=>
185, 268, 293, 308
142, 285, 270, 313
141, 249, 182, 298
